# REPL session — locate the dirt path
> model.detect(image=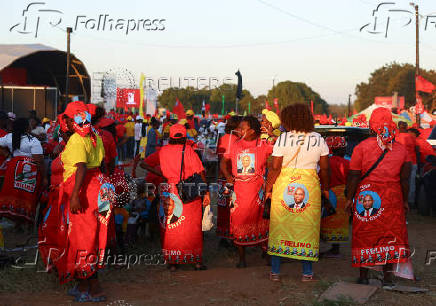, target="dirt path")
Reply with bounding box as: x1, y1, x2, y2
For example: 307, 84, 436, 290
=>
1, 211, 435, 305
